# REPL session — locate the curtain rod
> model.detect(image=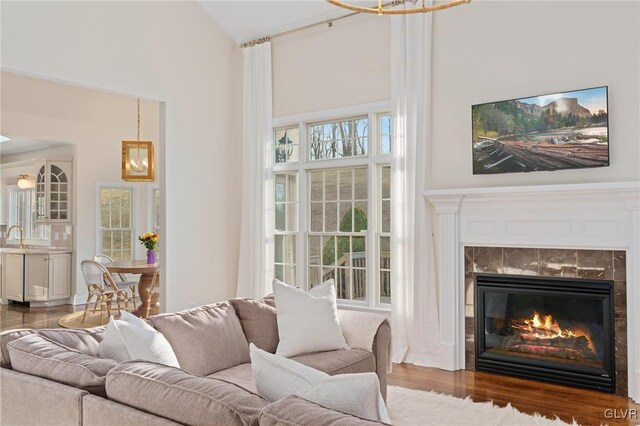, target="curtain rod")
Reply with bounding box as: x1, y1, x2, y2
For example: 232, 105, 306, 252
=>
240, 0, 404, 48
